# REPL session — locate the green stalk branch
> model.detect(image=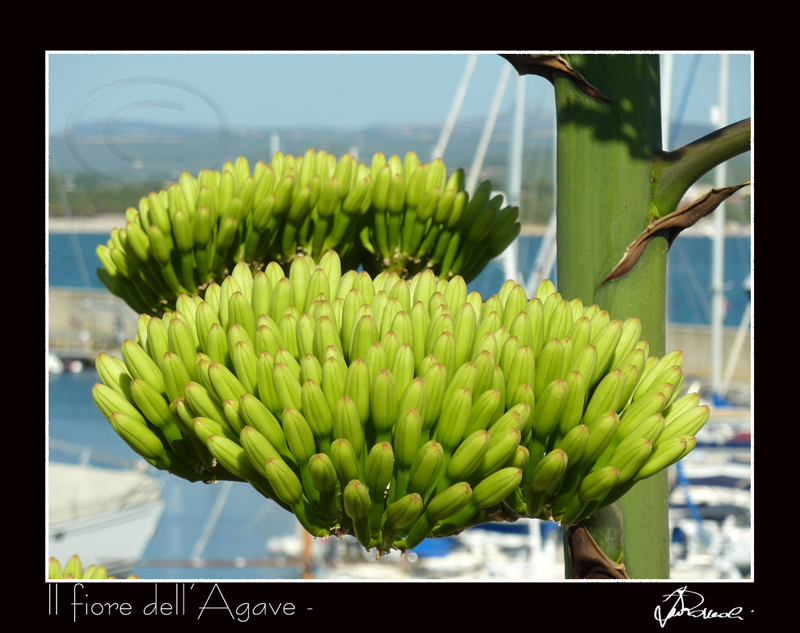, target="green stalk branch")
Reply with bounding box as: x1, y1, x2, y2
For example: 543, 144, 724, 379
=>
652, 118, 751, 219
